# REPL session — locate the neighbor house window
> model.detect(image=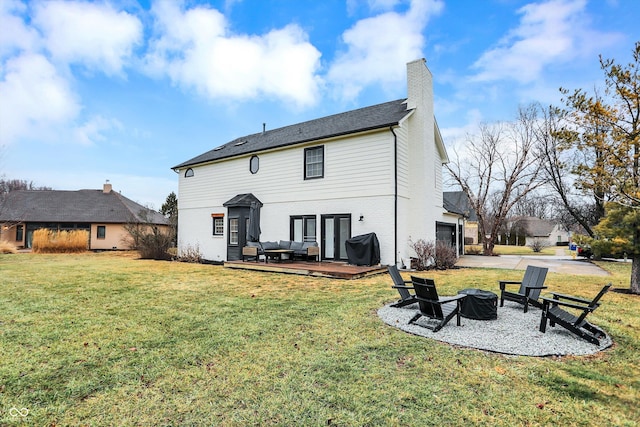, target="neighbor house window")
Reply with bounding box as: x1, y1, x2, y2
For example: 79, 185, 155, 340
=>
212, 213, 224, 235
304, 146, 324, 179
16, 225, 24, 241
229, 218, 239, 245
250, 155, 259, 174
97, 225, 106, 239
290, 215, 317, 242
185, 168, 194, 177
